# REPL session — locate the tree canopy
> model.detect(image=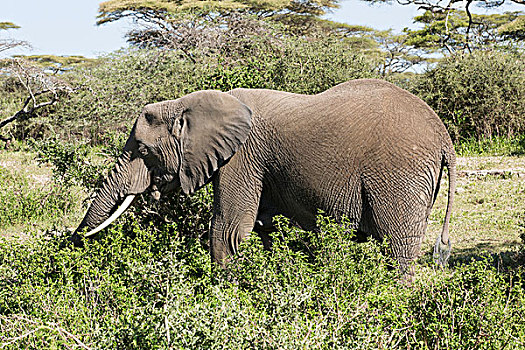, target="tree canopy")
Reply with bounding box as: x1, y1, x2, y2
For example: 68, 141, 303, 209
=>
499, 15, 525, 40
361, 0, 524, 55
97, 0, 339, 25
12, 55, 98, 70
0, 22, 21, 30
405, 10, 525, 53
362, 0, 524, 11
0, 21, 29, 54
